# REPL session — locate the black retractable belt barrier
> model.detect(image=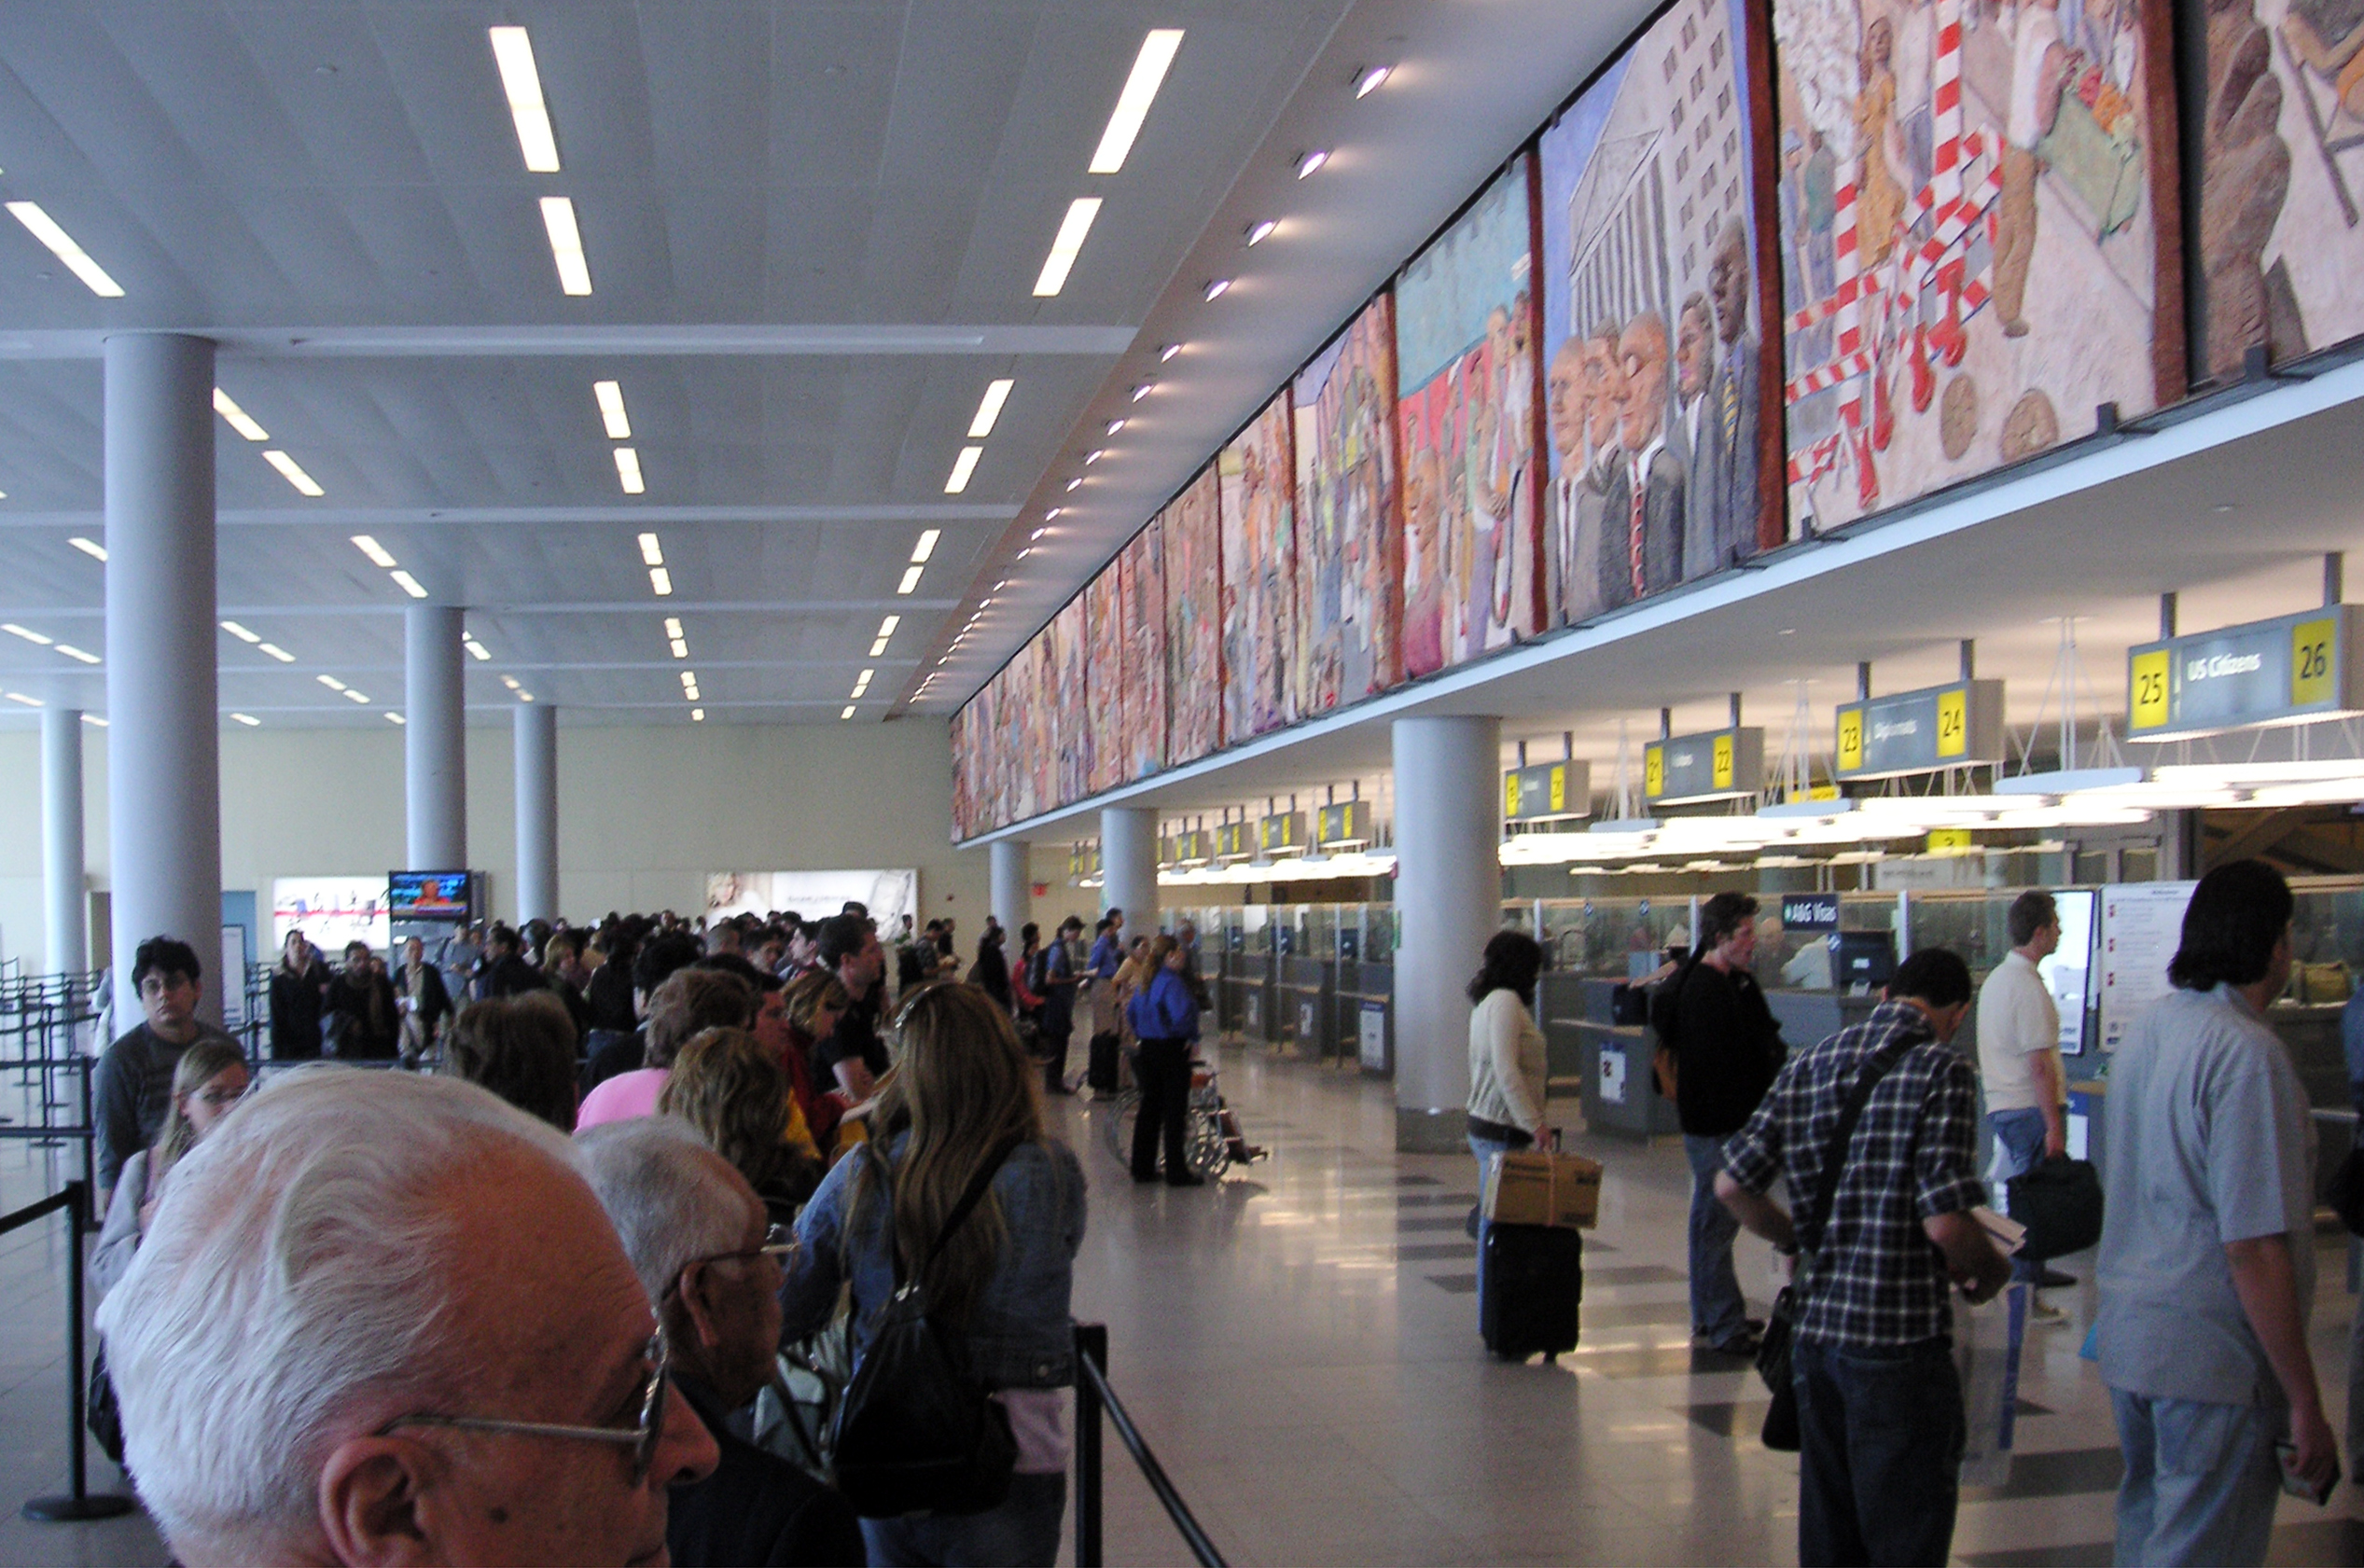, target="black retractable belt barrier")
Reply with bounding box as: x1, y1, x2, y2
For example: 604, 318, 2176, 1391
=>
7, 1181, 135, 1522
1070, 1321, 1226, 1568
